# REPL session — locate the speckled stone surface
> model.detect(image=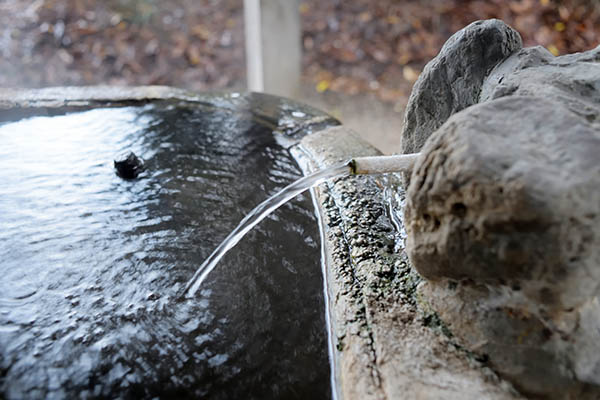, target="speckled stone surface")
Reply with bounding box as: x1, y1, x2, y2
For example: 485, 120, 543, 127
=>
296, 126, 519, 400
